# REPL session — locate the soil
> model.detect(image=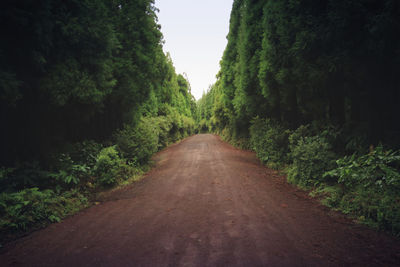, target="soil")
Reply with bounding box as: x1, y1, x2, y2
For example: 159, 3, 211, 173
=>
1, 134, 399, 266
